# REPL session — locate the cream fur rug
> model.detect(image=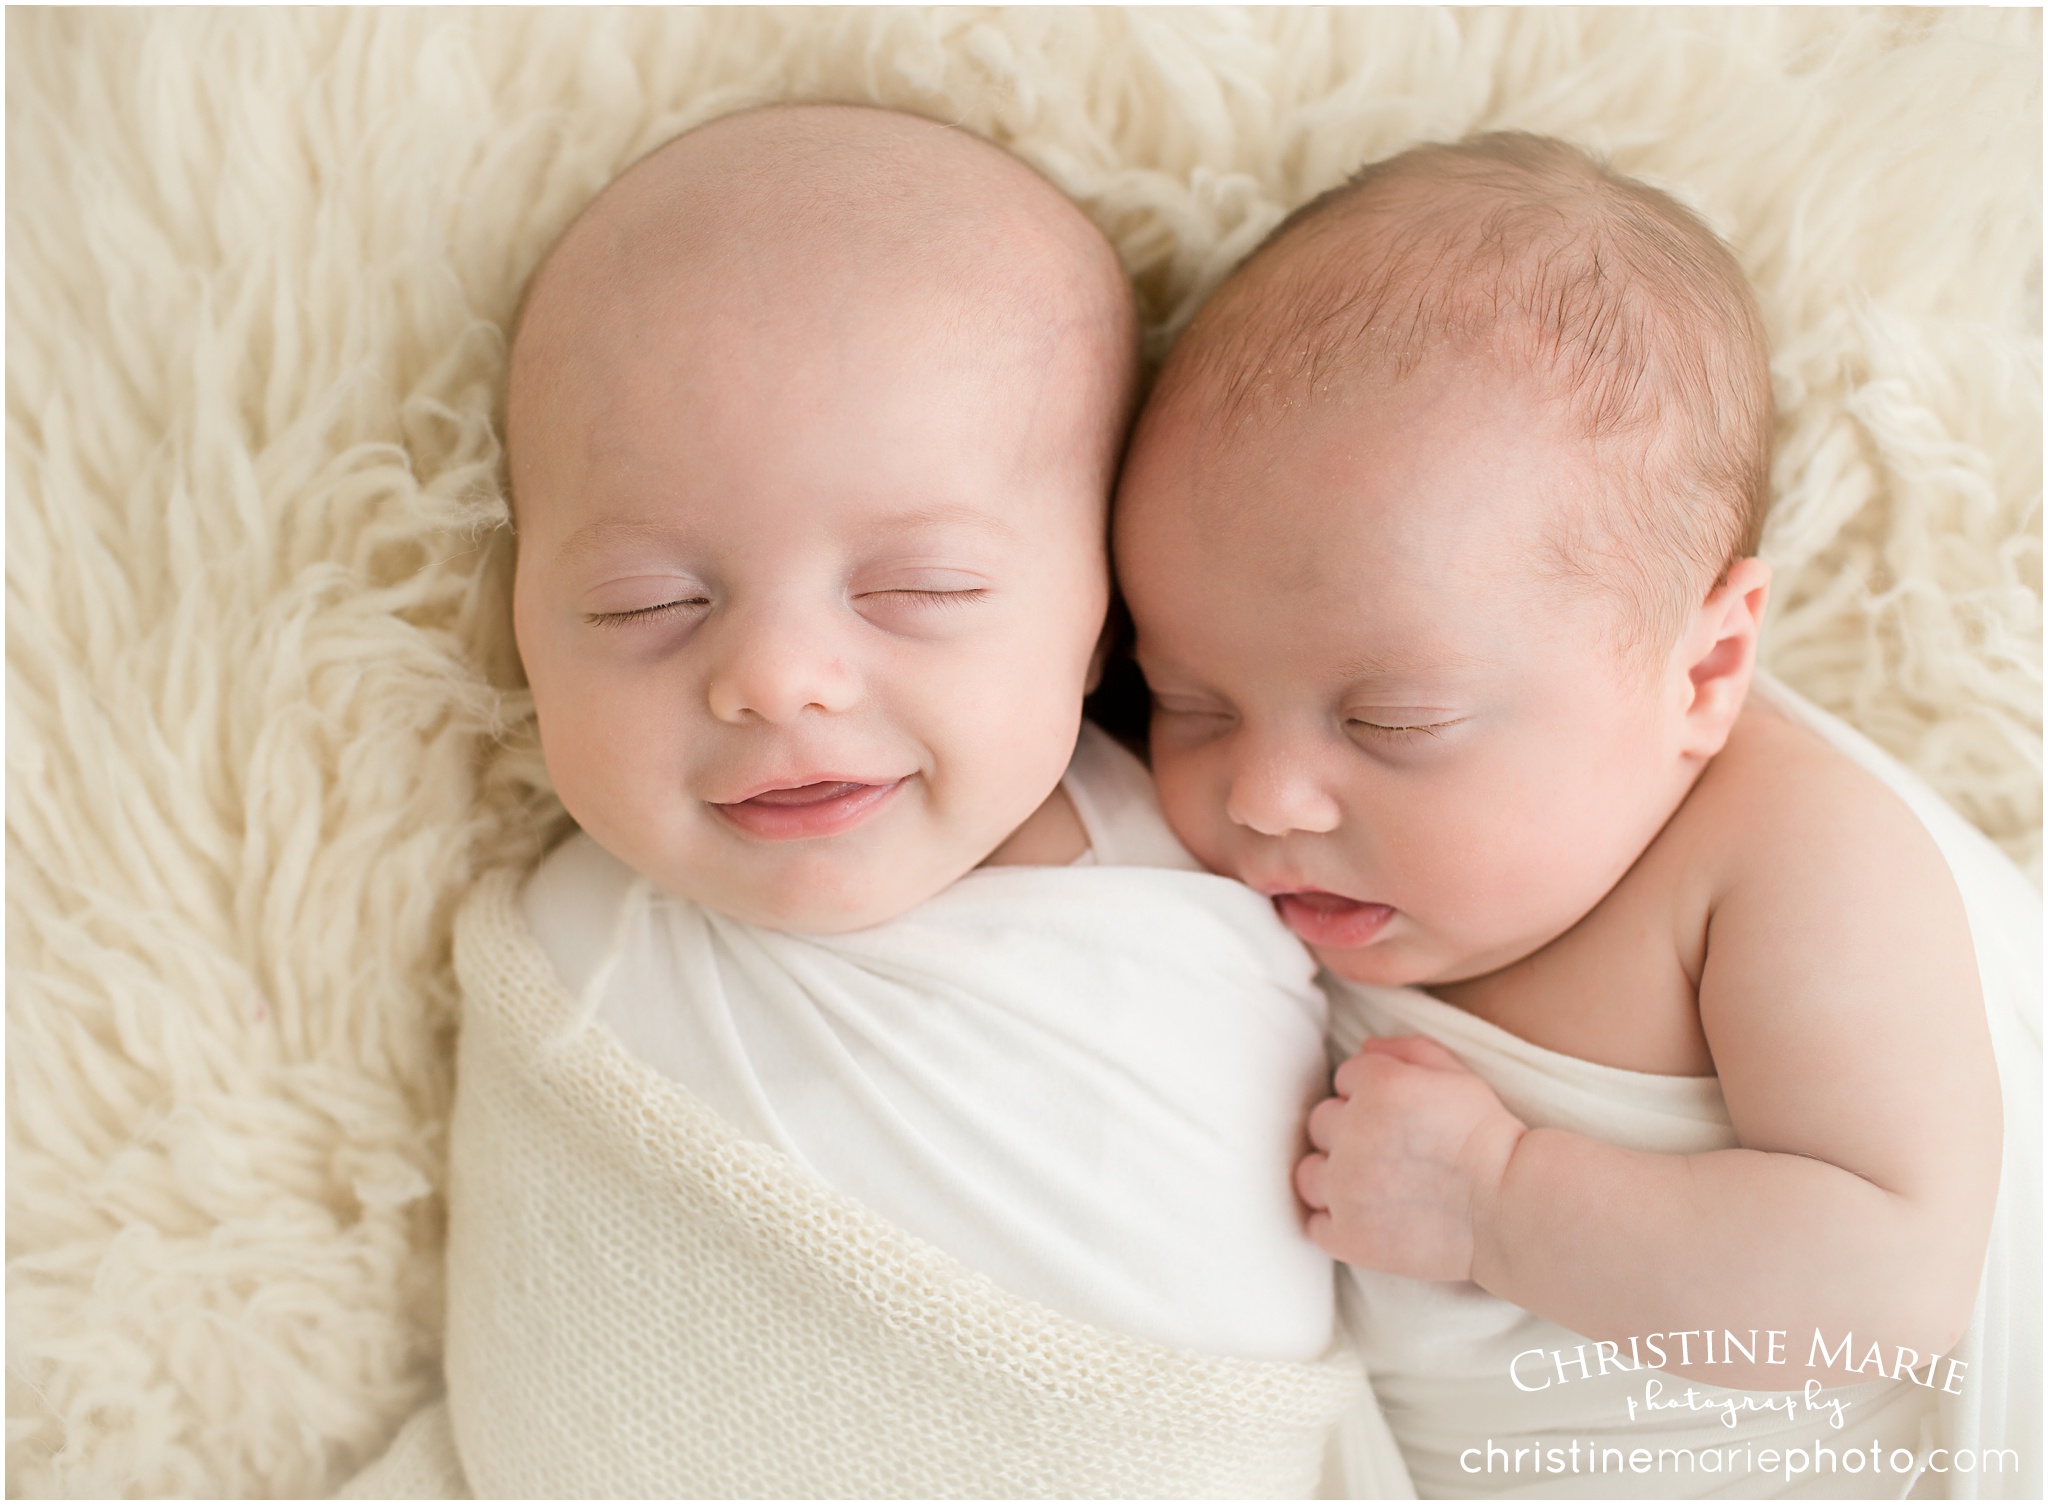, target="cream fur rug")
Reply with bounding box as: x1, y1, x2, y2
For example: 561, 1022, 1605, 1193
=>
7, 9, 2039, 1497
